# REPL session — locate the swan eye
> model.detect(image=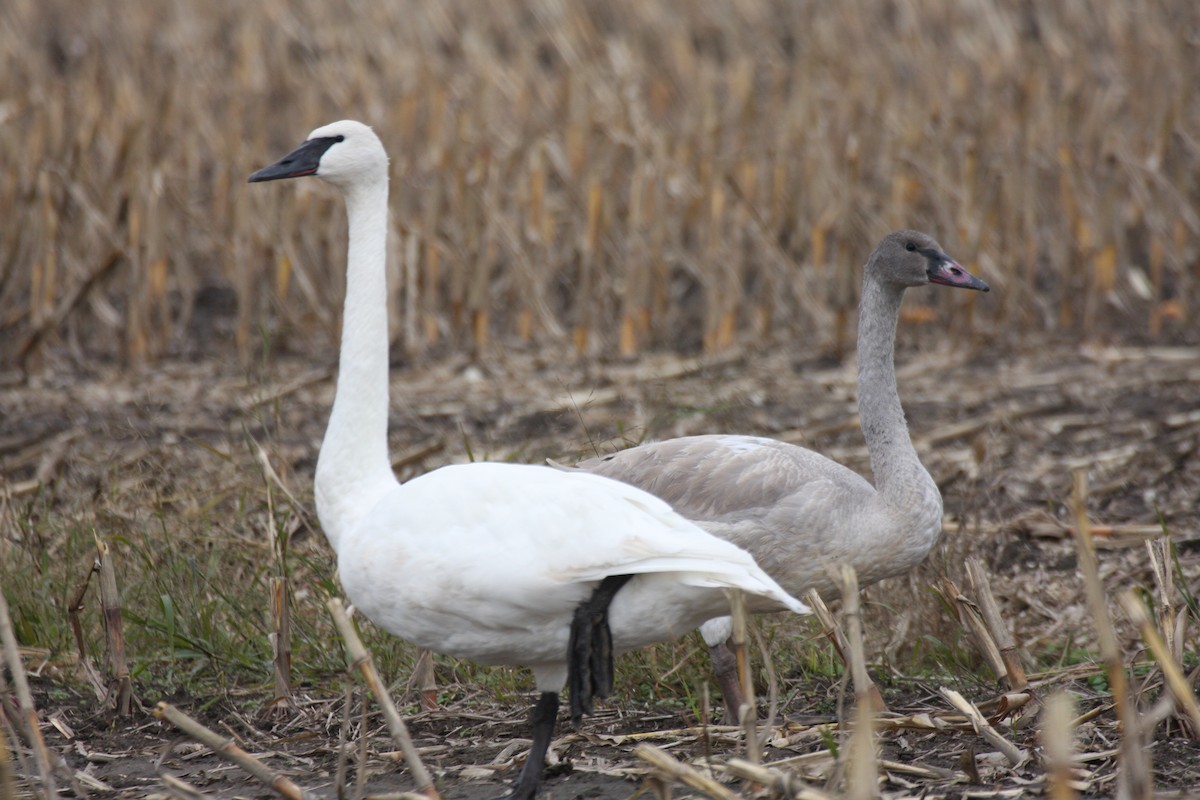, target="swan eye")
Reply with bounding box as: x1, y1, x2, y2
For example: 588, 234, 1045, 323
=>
905, 242, 916, 252
334, 135, 345, 143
